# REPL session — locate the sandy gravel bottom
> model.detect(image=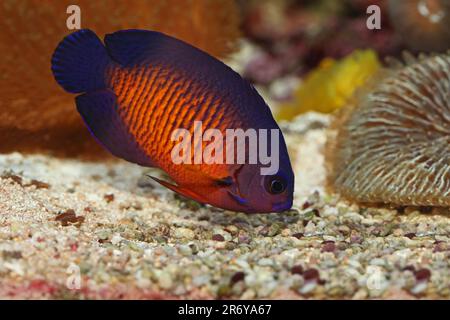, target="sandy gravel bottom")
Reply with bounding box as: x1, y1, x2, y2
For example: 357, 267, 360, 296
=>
0, 113, 449, 299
